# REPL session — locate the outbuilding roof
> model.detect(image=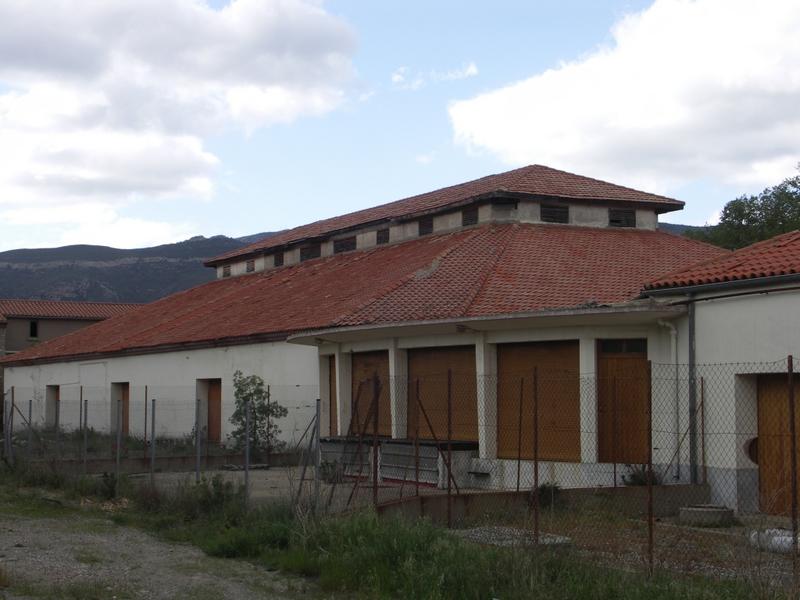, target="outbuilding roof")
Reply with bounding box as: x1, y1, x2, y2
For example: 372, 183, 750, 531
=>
206, 164, 684, 266
0, 299, 137, 325
2, 223, 724, 366
645, 230, 800, 291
